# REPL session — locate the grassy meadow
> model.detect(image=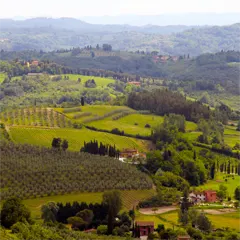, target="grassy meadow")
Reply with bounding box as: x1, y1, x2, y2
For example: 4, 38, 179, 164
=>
64, 74, 115, 87
9, 126, 150, 151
